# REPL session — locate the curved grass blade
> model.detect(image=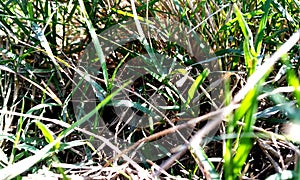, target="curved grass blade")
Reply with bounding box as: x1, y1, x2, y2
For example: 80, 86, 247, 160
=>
185, 68, 209, 107
34, 121, 57, 147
